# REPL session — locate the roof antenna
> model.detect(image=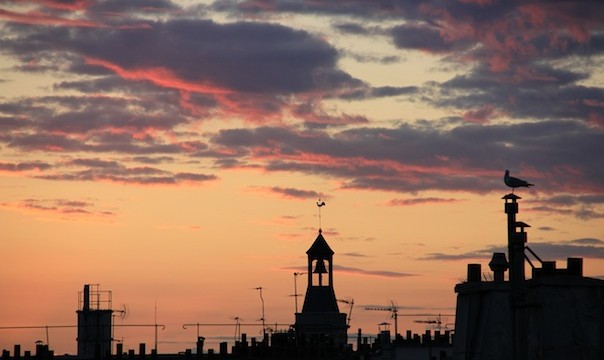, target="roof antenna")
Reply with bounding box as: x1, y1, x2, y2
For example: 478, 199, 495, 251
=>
316, 198, 326, 233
